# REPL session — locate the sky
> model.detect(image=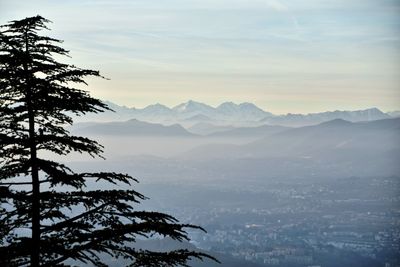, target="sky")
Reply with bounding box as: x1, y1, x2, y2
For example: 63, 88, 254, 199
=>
1, 0, 399, 114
